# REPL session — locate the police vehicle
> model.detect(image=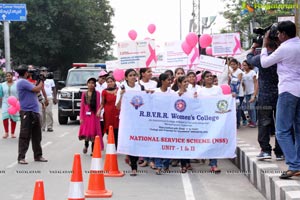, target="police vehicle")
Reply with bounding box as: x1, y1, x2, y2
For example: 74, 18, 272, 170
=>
57, 63, 105, 124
